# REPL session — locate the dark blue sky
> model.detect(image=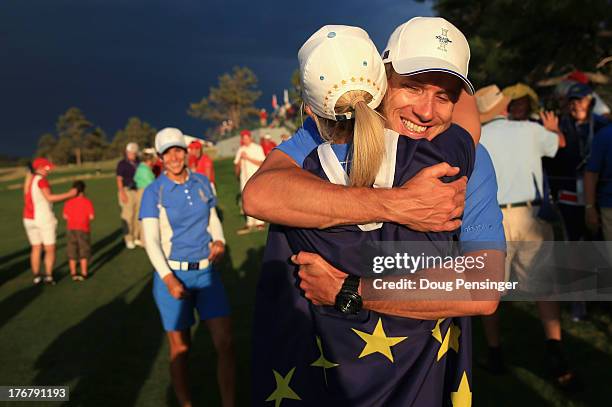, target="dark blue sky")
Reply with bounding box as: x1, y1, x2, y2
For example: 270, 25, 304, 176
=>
1, 0, 433, 157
